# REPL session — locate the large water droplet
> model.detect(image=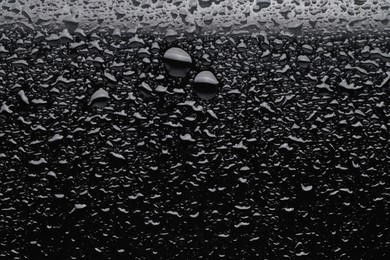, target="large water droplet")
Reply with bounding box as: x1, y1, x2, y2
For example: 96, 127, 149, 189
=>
193, 71, 219, 100
163, 47, 193, 78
